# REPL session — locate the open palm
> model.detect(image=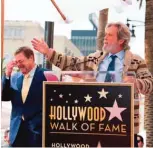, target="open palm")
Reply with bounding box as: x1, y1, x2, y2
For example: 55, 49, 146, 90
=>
31, 38, 49, 55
